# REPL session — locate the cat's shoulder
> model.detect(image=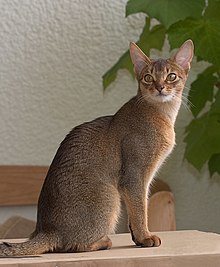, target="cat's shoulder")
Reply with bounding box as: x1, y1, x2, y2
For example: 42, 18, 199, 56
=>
75, 115, 112, 131
67, 115, 112, 139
